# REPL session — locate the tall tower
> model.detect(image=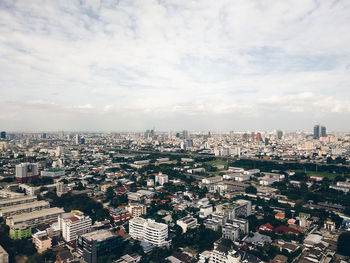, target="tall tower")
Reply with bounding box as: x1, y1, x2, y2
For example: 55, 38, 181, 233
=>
313, 125, 320, 139
321, 126, 327, 137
